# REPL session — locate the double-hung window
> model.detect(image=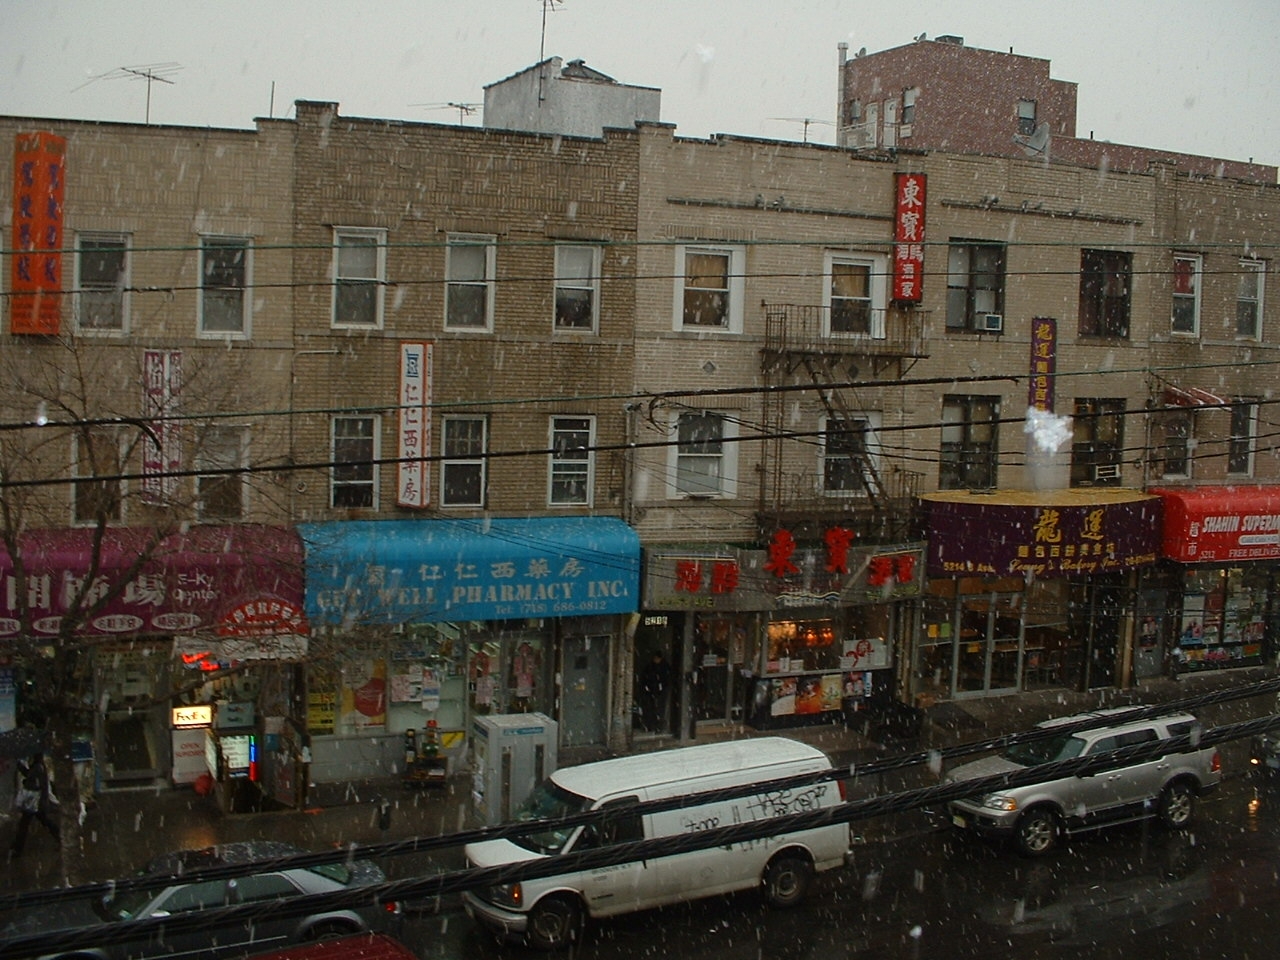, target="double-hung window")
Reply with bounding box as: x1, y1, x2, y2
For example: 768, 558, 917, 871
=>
332, 228, 385, 328
445, 235, 496, 331
945, 241, 1005, 331
554, 244, 600, 332
331, 415, 378, 509
821, 413, 880, 496
940, 396, 999, 490
200, 237, 250, 337
1070, 399, 1125, 487
1171, 254, 1202, 335
197, 425, 249, 520
441, 416, 487, 507
1159, 411, 1193, 479
675, 245, 745, 332
1079, 249, 1132, 338
1016, 99, 1037, 136
825, 253, 886, 337
72, 427, 125, 525
1237, 259, 1266, 340
671, 411, 737, 498
76, 233, 129, 332
1228, 401, 1258, 476
901, 88, 918, 127
549, 416, 594, 506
